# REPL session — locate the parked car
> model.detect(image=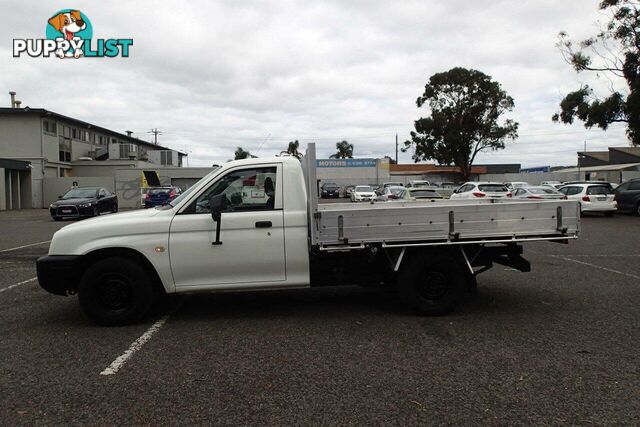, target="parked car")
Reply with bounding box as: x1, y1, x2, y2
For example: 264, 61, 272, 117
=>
320, 182, 340, 198
350, 185, 377, 202
614, 178, 640, 215
143, 187, 182, 208
512, 186, 566, 200
376, 182, 404, 195
558, 183, 616, 216
450, 182, 511, 199
343, 185, 356, 198
49, 187, 118, 221
407, 180, 431, 188
376, 186, 407, 201
406, 188, 443, 200
504, 181, 529, 190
